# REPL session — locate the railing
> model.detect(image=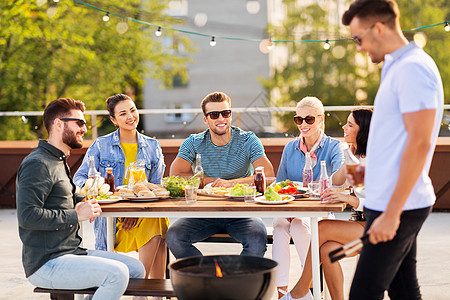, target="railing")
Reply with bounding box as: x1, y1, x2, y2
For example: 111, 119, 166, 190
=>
1, 105, 449, 139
